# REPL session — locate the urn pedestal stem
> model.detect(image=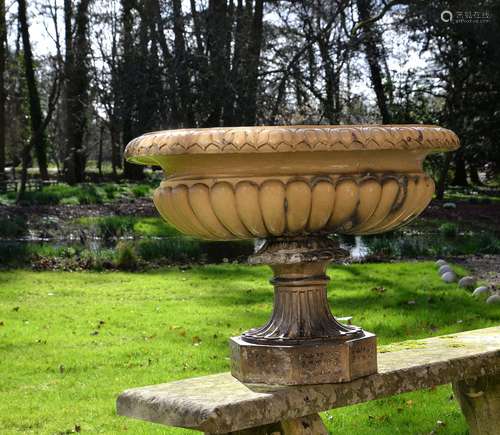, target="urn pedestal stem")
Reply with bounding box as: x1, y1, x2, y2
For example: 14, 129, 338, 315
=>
230, 237, 377, 385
